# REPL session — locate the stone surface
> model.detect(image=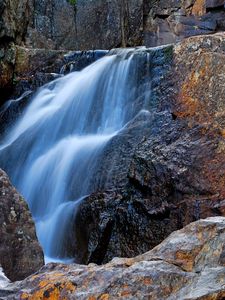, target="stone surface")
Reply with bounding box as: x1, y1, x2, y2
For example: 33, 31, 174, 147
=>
1, 217, 224, 299
26, 0, 143, 50
143, 0, 225, 47
1, 0, 225, 102
0, 169, 44, 282
13, 47, 108, 94
72, 33, 225, 265
25, 0, 225, 50
0, 0, 30, 100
